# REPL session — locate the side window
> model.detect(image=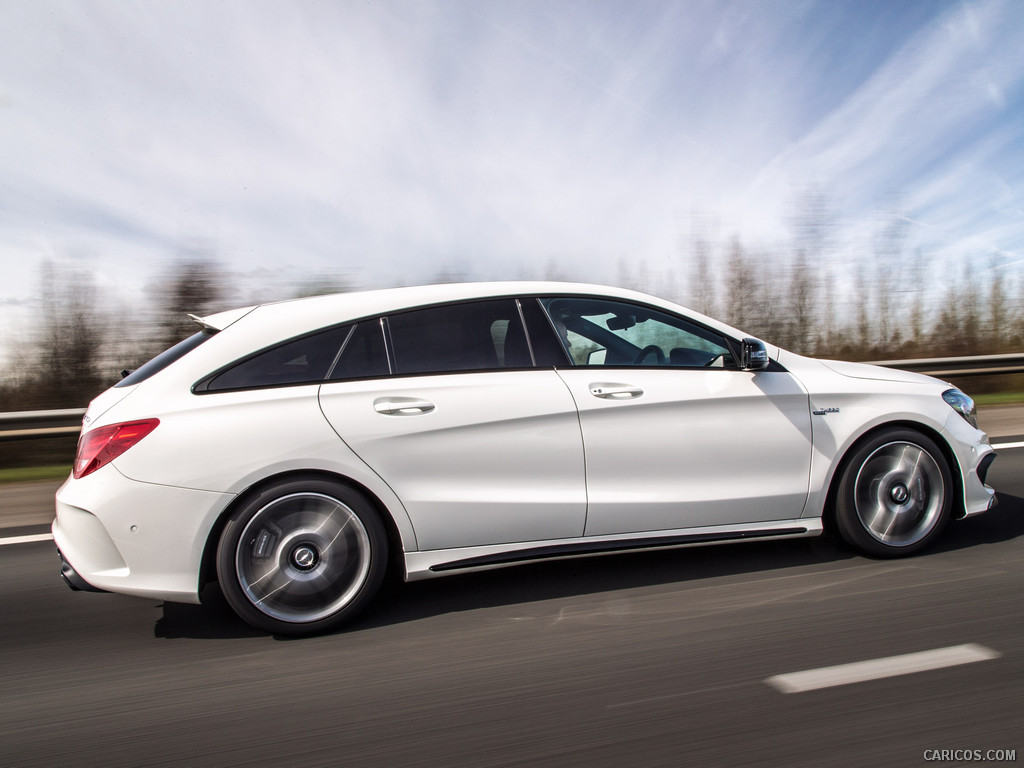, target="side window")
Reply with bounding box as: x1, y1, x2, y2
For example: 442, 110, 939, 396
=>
202, 325, 350, 392
540, 297, 734, 368
387, 299, 533, 375
328, 321, 389, 381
